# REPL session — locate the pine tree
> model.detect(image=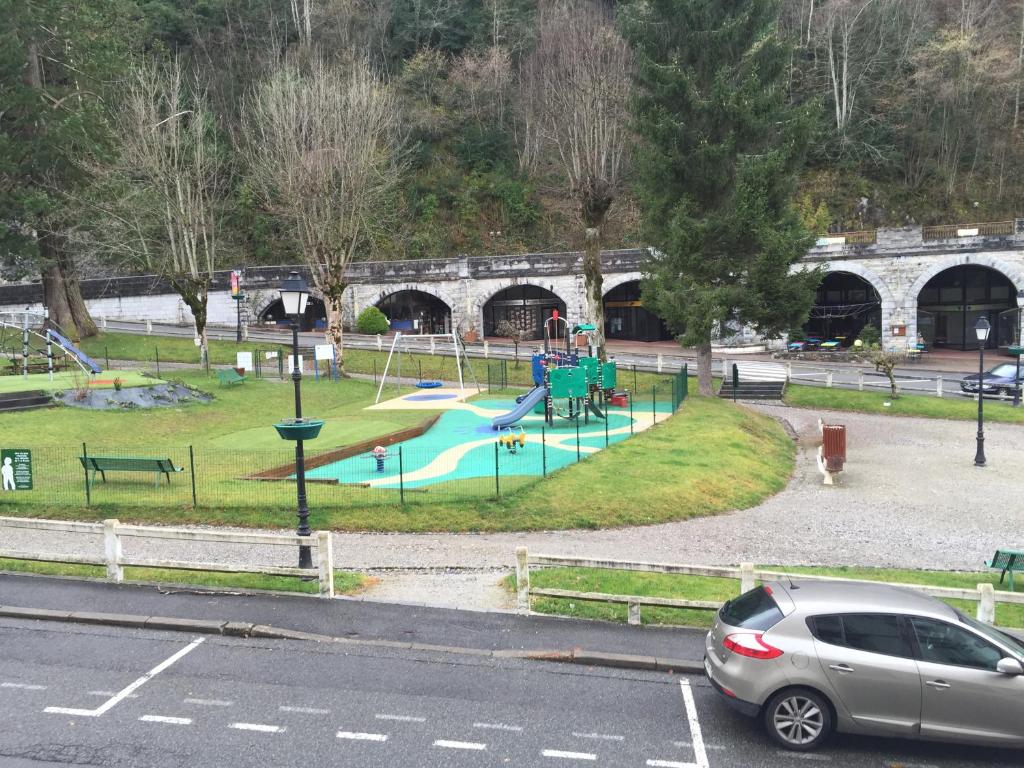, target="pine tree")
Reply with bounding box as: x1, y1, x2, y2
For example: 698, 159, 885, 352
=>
624, 0, 821, 395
